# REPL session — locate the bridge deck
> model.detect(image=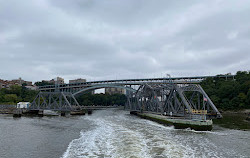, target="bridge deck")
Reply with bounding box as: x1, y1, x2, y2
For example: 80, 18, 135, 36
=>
39, 75, 234, 91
